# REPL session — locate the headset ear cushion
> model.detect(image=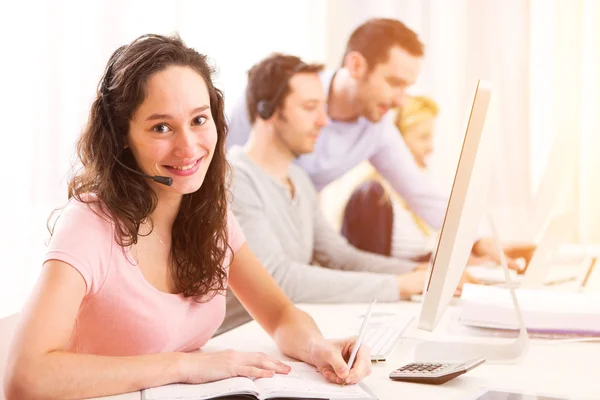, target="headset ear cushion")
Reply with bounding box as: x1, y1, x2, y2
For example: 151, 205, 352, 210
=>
257, 100, 273, 120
